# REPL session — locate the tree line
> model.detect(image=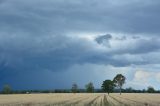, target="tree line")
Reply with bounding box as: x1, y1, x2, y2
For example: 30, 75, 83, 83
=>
0, 74, 159, 94
72, 74, 125, 95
